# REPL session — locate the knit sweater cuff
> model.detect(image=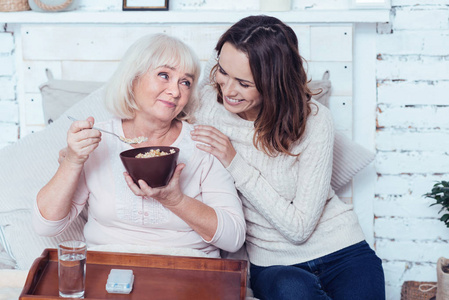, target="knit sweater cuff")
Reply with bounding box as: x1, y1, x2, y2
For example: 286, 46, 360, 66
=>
226, 153, 250, 187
